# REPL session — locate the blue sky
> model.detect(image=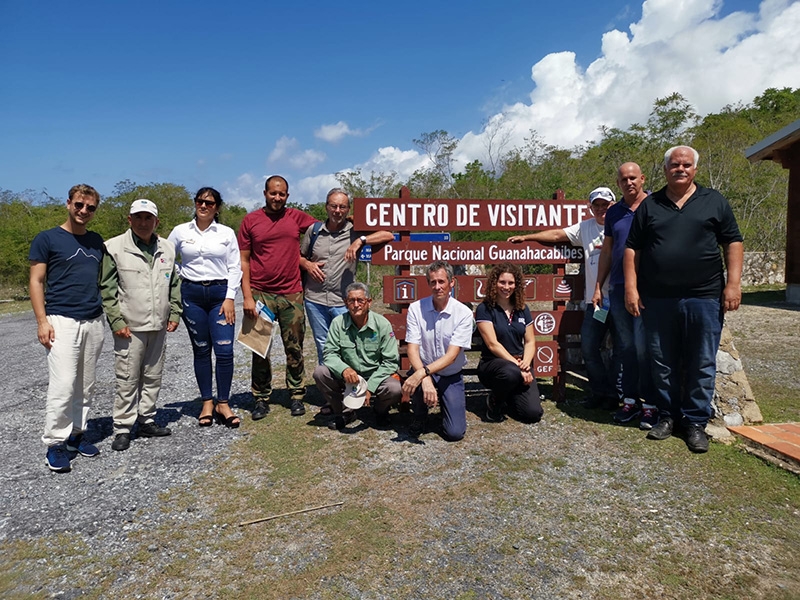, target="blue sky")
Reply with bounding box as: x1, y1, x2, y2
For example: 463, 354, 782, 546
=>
1, 0, 797, 207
